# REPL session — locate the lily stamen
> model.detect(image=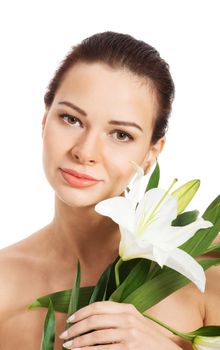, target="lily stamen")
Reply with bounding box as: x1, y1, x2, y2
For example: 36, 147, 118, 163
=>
138, 178, 178, 235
